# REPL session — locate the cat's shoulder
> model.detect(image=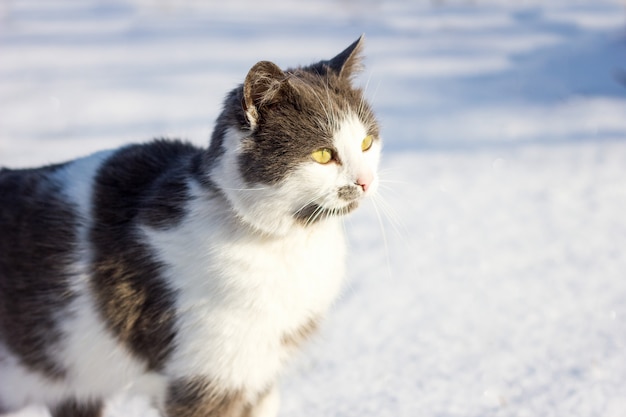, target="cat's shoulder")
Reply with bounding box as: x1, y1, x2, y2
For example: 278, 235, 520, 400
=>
96, 139, 202, 180
85, 139, 204, 230
1, 138, 200, 183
